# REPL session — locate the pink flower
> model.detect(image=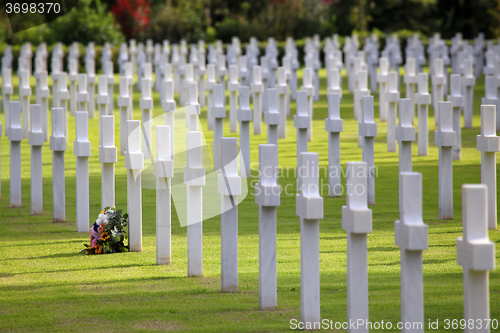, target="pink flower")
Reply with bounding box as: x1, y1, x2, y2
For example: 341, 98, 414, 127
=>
92, 238, 97, 248
98, 223, 106, 233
